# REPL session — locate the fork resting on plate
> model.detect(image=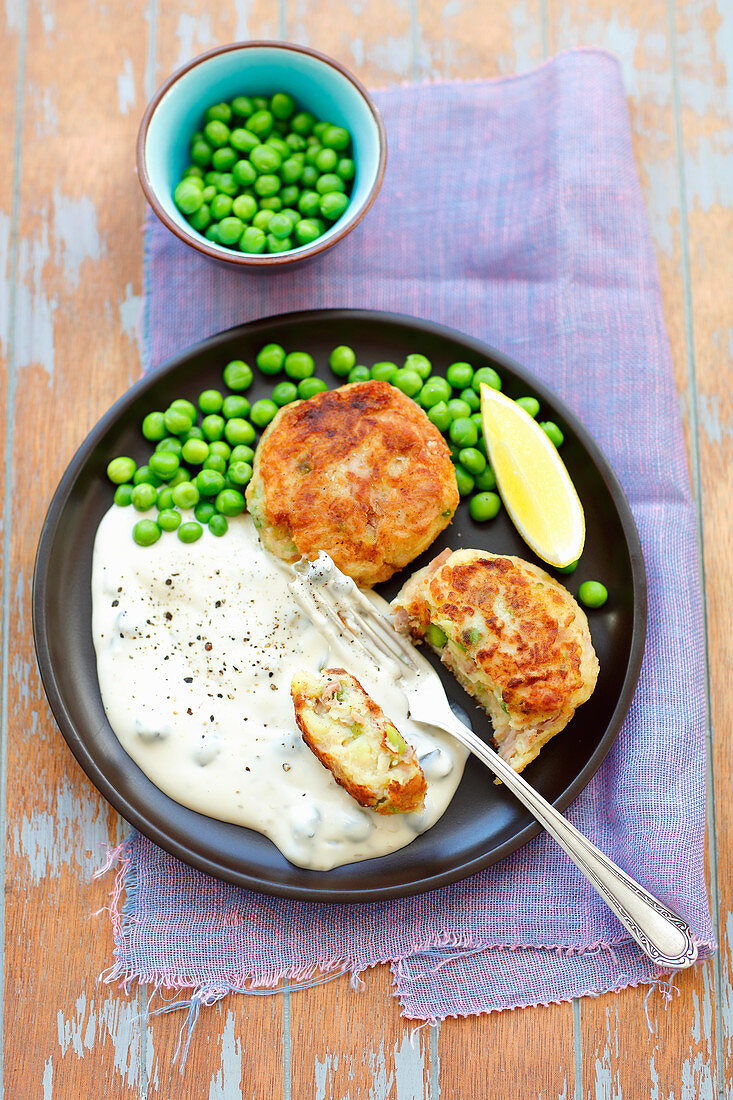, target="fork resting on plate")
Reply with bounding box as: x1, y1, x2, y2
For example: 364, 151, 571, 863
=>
289, 552, 698, 971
